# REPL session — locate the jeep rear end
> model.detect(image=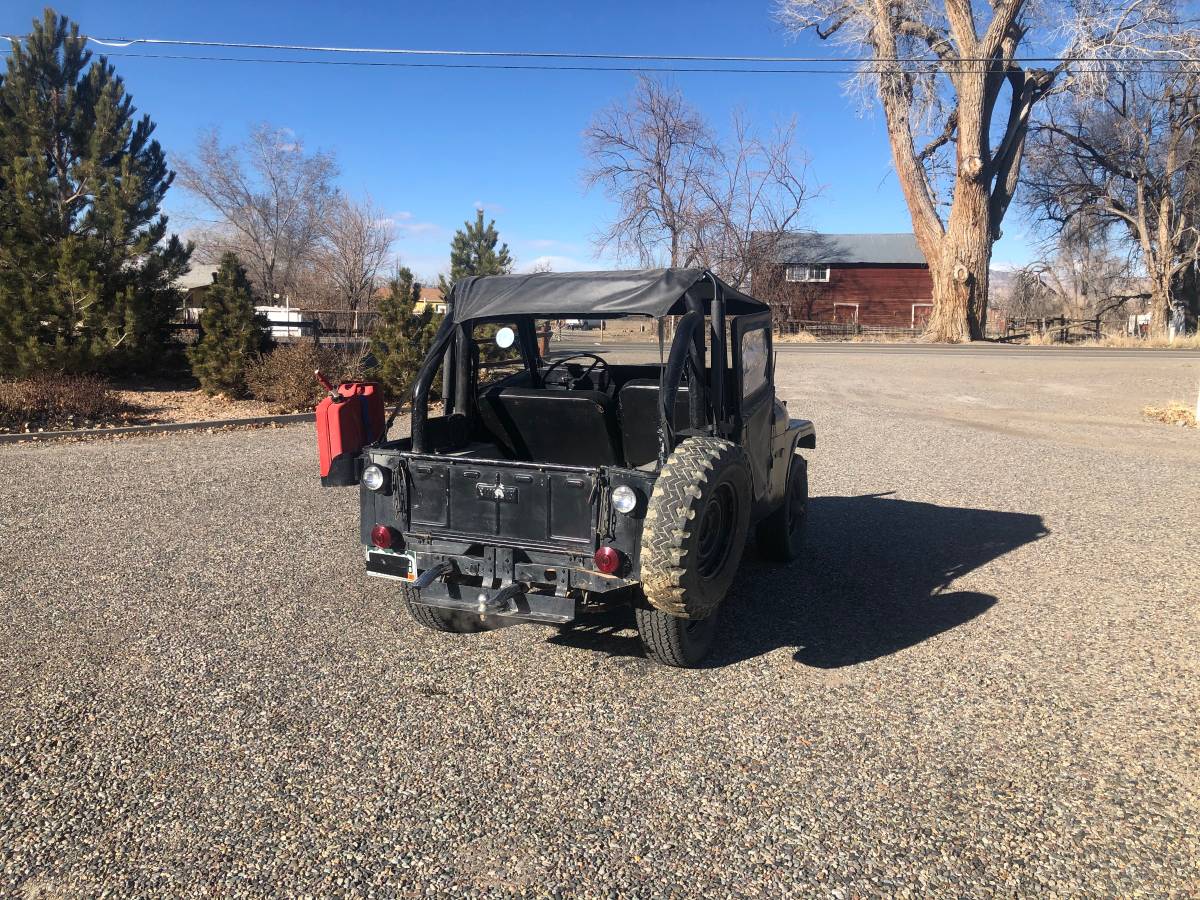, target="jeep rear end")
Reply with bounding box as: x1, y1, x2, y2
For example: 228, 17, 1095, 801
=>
361, 447, 653, 624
